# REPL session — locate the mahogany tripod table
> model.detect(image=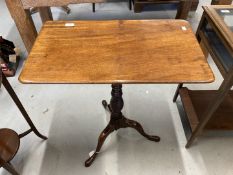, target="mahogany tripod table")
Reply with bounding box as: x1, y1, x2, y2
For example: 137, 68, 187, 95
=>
19, 20, 214, 167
